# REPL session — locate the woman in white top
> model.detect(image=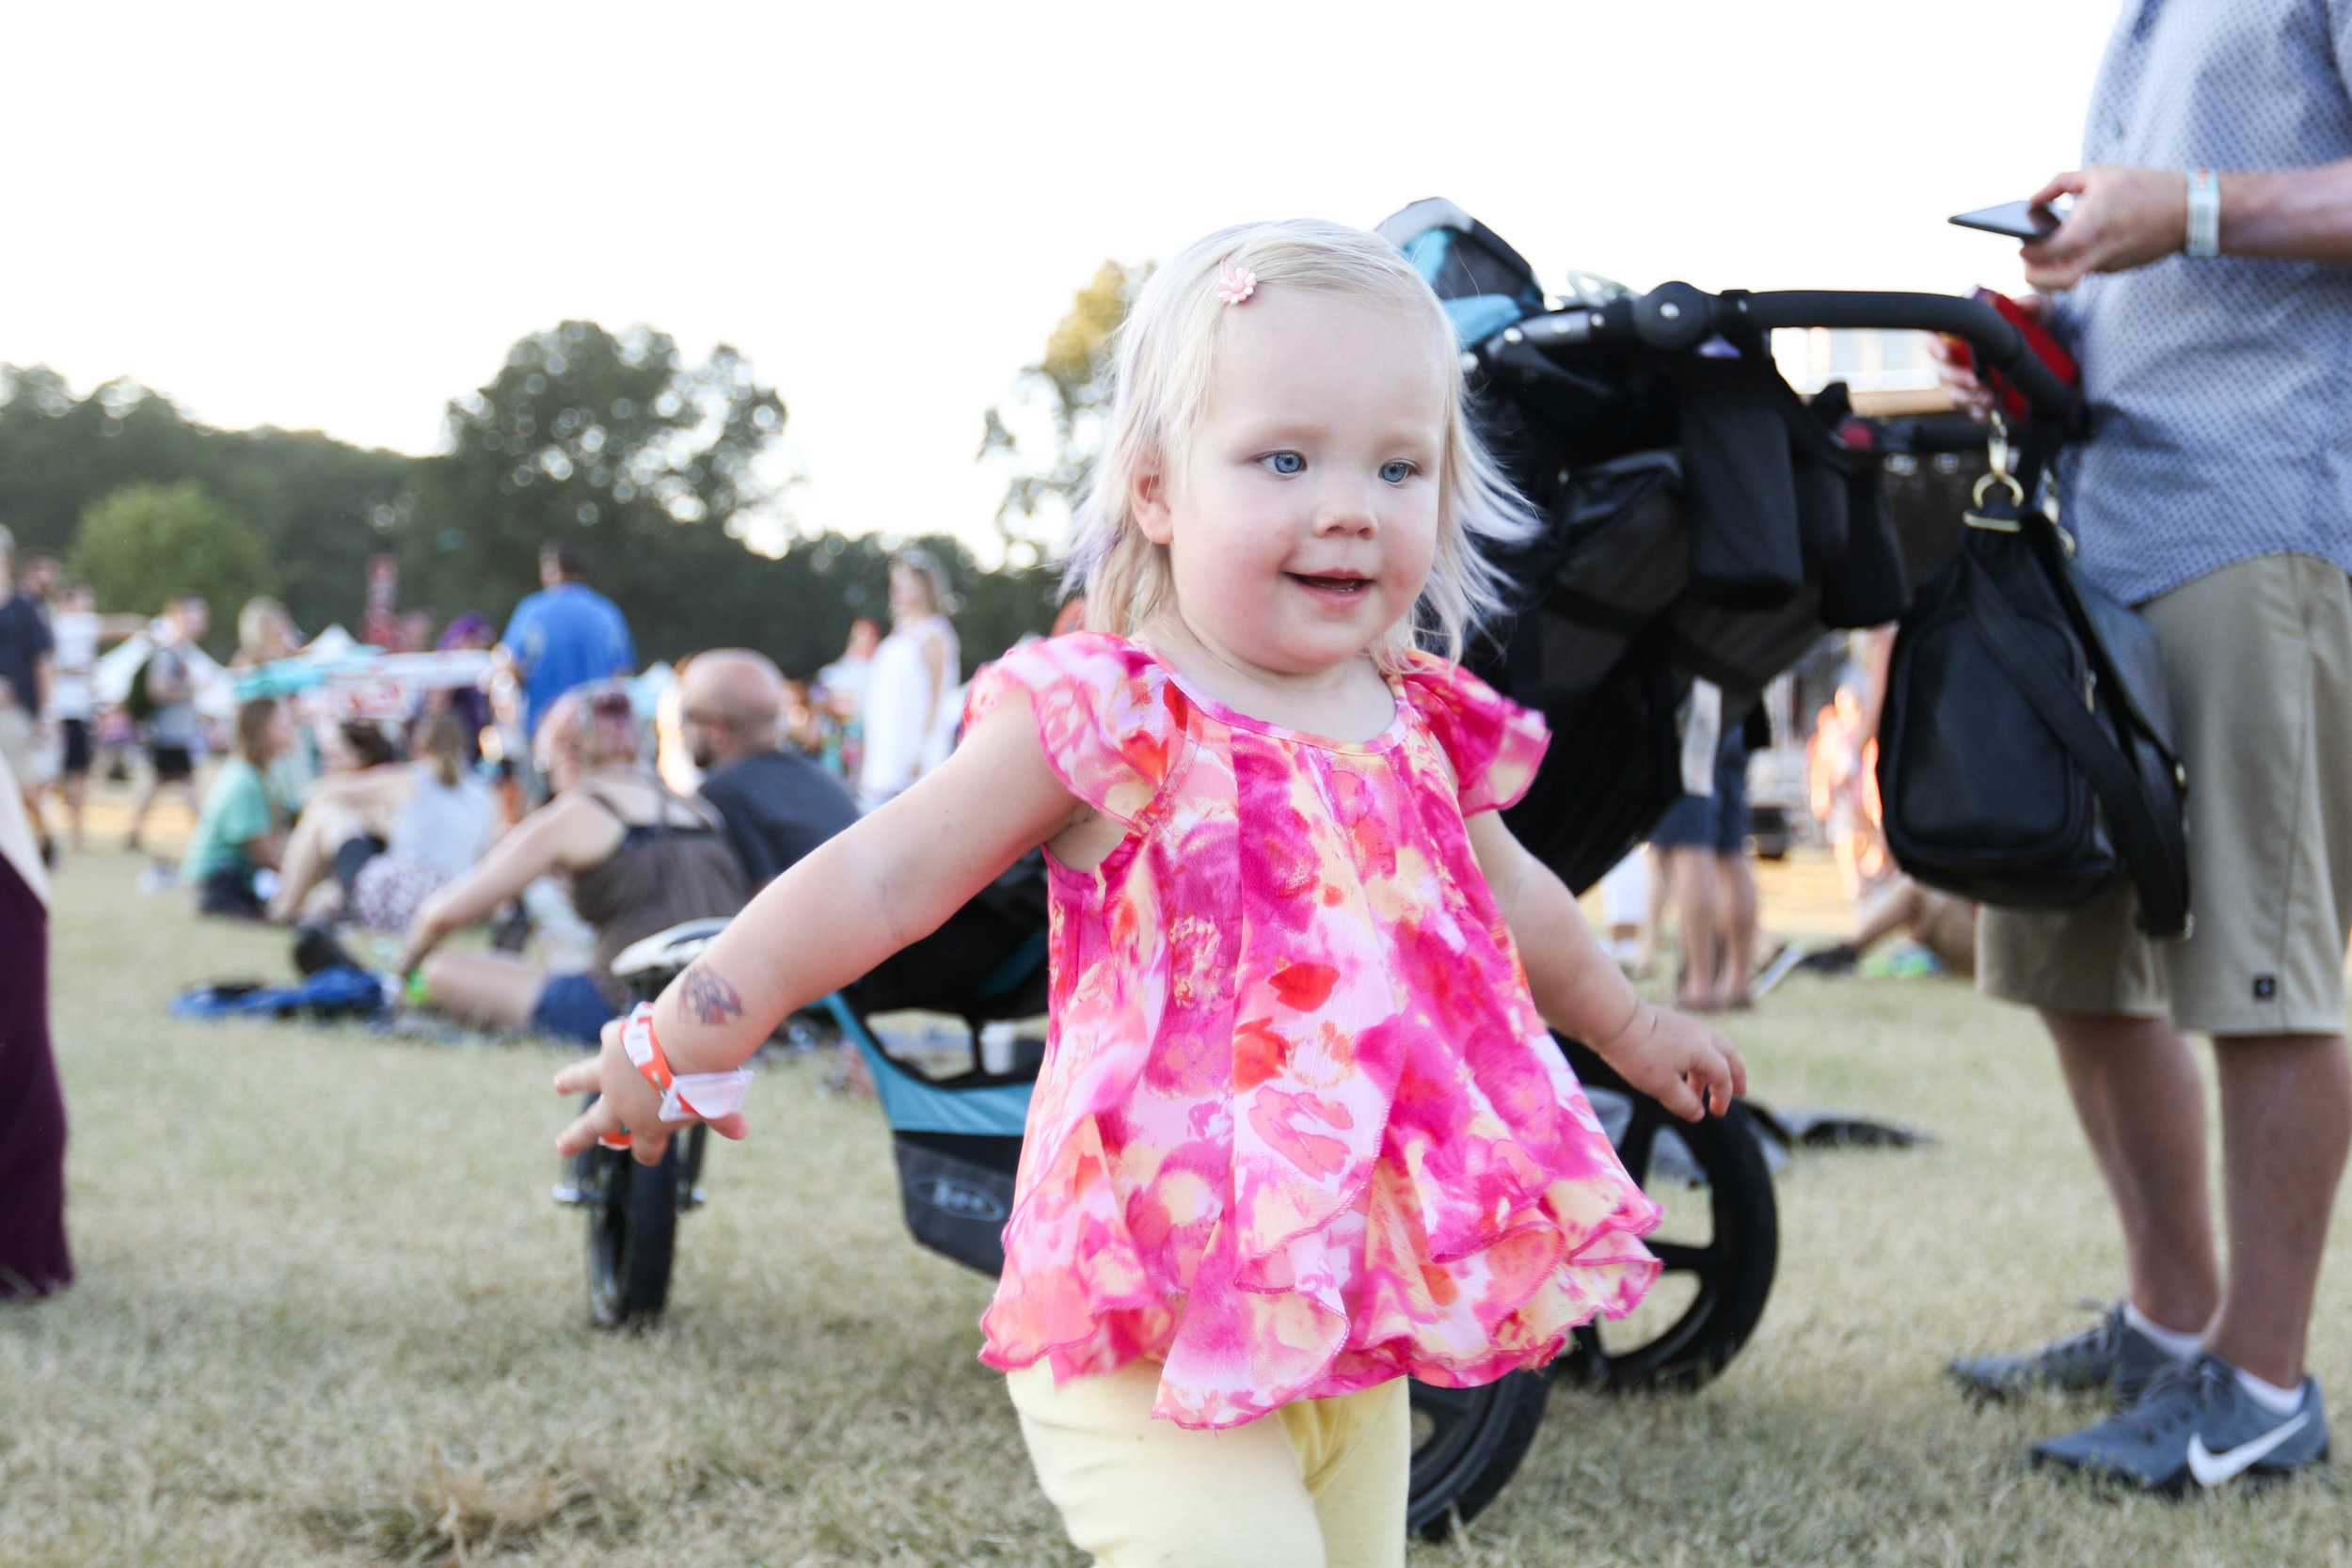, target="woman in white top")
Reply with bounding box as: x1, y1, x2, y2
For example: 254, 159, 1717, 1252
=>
855, 549, 960, 811
267, 714, 499, 931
